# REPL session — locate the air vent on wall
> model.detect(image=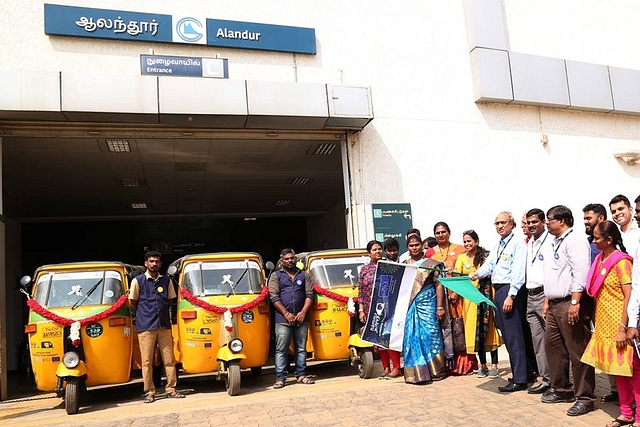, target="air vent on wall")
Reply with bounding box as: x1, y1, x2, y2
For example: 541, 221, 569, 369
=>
312, 143, 336, 155
291, 177, 311, 186
275, 200, 290, 206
